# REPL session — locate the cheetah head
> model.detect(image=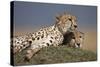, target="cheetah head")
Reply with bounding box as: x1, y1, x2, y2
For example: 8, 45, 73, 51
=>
70, 30, 84, 48
56, 12, 77, 35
